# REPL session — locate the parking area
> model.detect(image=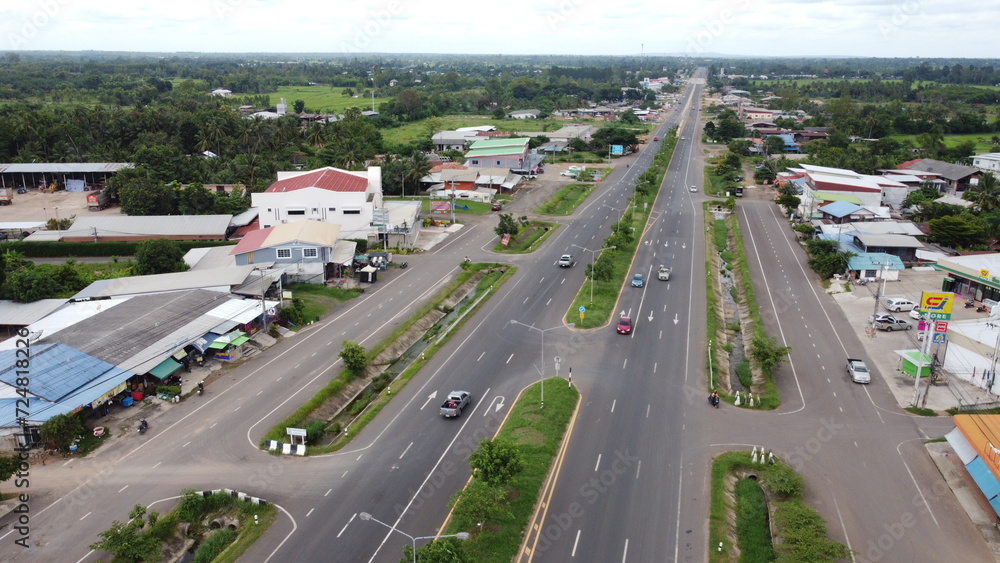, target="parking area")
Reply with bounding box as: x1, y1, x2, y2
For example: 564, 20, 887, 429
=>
829, 268, 997, 410
0, 188, 96, 223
